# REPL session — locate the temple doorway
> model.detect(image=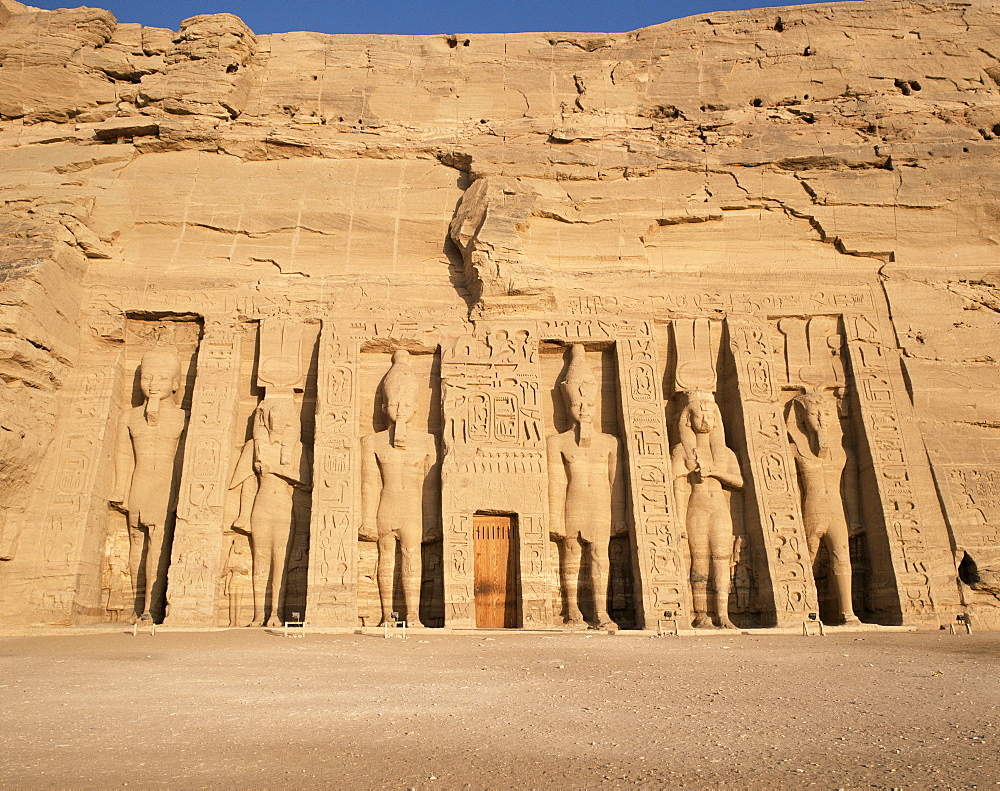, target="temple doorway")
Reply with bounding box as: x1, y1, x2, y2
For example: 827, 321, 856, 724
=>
473, 513, 519, 628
